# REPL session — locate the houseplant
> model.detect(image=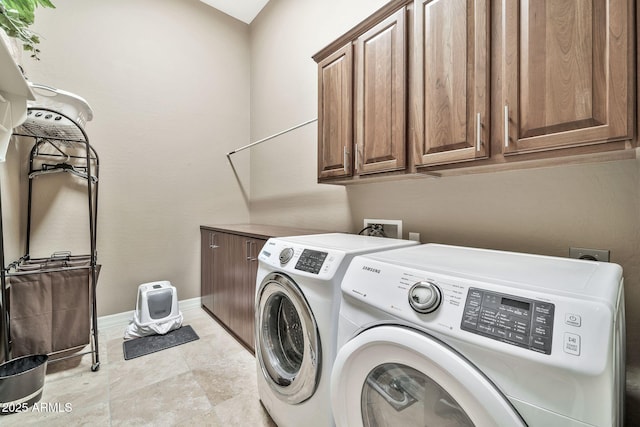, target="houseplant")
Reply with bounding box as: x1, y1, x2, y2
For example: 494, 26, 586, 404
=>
0, 0, 55, 60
